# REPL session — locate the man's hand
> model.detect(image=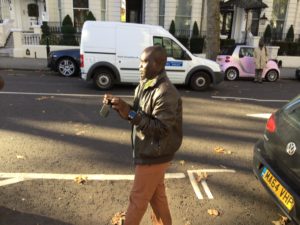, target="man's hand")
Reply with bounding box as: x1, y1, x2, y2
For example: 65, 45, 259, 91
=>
103, 94, 130, 120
